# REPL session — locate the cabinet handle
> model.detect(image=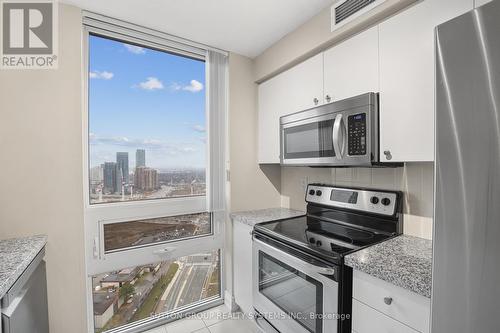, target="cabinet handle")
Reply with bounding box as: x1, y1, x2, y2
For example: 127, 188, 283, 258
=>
383, 150, 393, 161
313, 98, 319, 105
384, 297, 393, 305
325, 95, 332, 103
